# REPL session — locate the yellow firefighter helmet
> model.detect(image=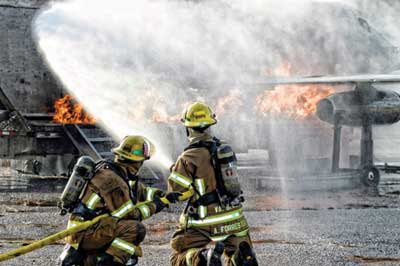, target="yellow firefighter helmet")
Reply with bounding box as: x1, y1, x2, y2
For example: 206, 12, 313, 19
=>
181, 102, 217, 128
112, 135, 155, 162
